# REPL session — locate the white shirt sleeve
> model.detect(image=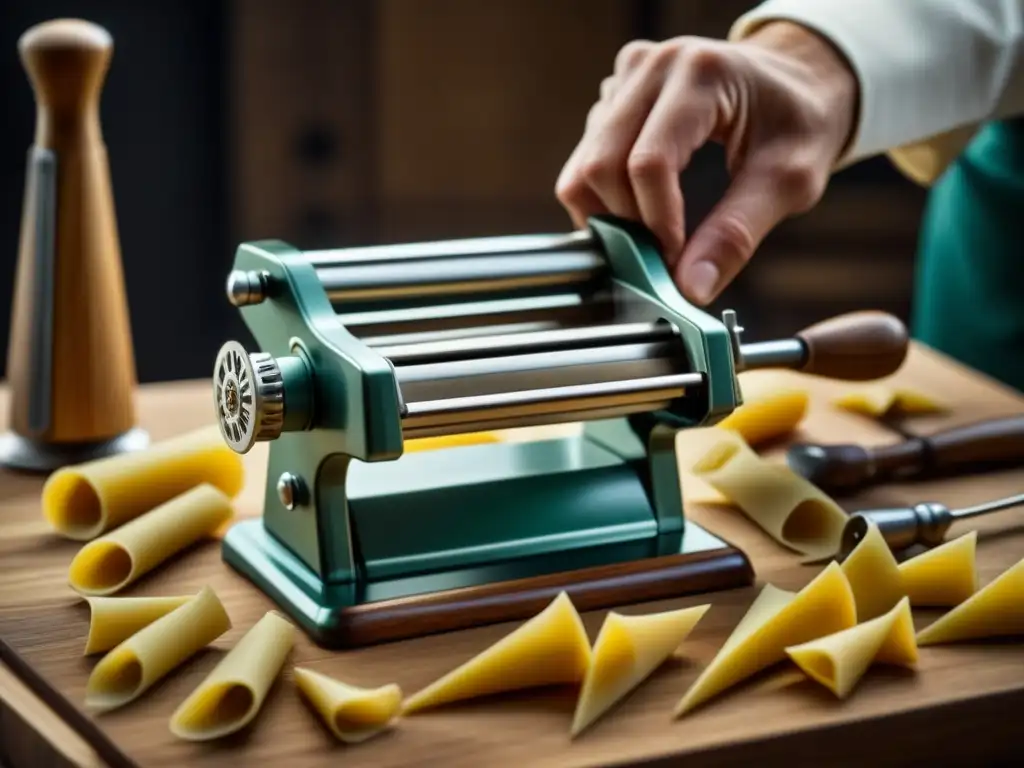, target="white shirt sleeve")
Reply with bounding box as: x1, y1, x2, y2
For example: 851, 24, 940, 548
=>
729, 0, 1024, 184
